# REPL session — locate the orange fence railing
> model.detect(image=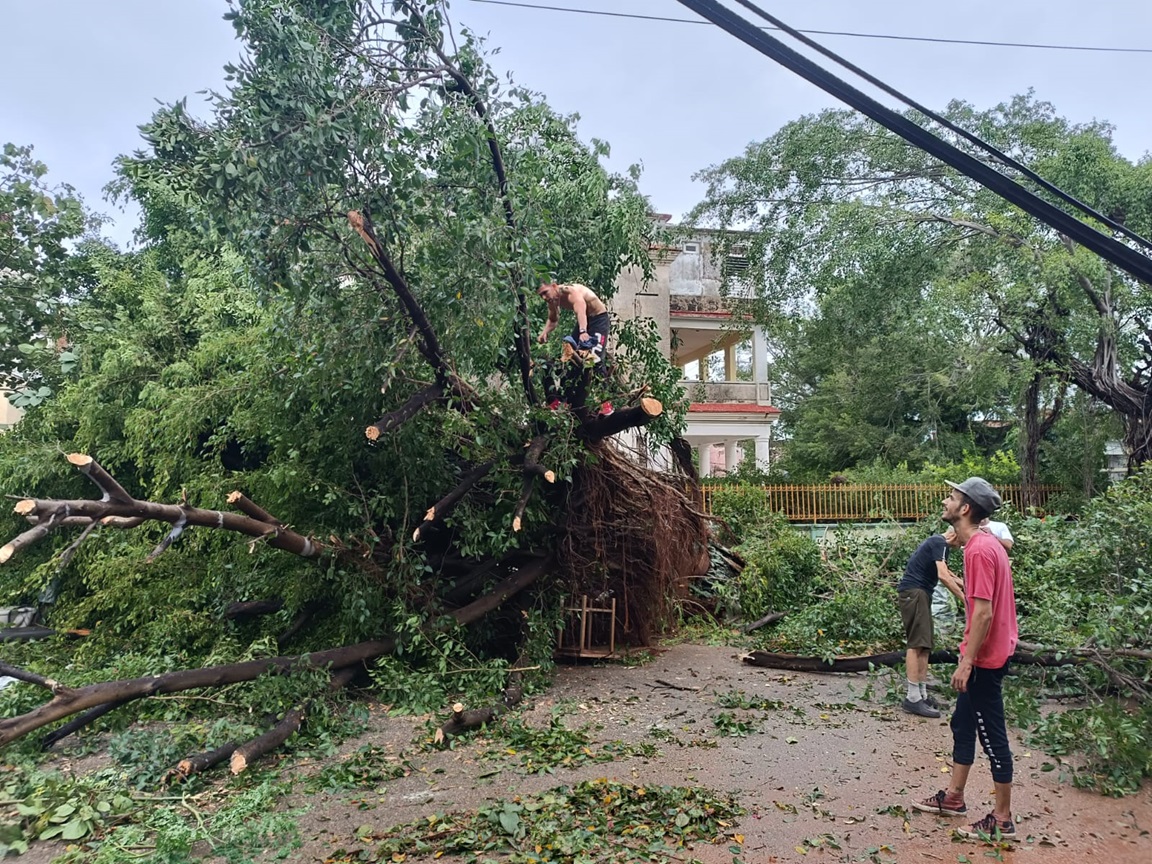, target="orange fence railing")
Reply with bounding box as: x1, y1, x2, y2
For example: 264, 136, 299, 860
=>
698, 484, 1059, 523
